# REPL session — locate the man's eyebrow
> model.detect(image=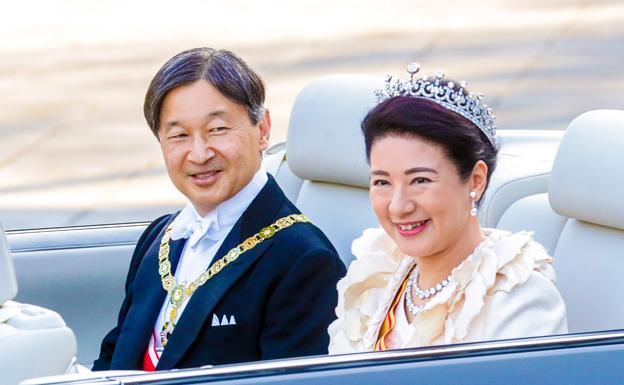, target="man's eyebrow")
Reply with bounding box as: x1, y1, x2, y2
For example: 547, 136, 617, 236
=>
164, 110, 228, 129
405, 167, 438, 175
164, 120, 181, 129
207, 109, 227, 118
